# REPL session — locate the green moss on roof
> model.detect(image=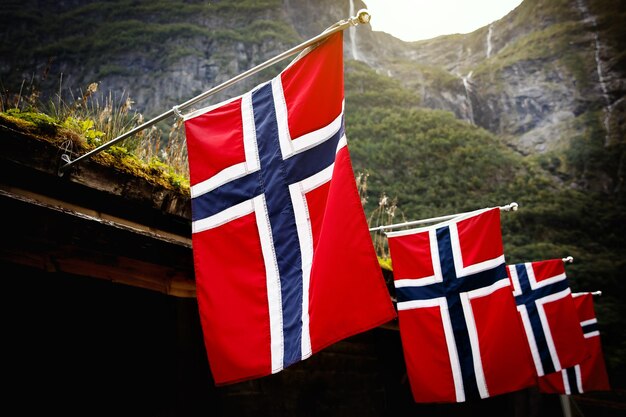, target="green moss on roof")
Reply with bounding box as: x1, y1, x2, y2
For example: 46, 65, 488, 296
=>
0, 110, 190, 195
